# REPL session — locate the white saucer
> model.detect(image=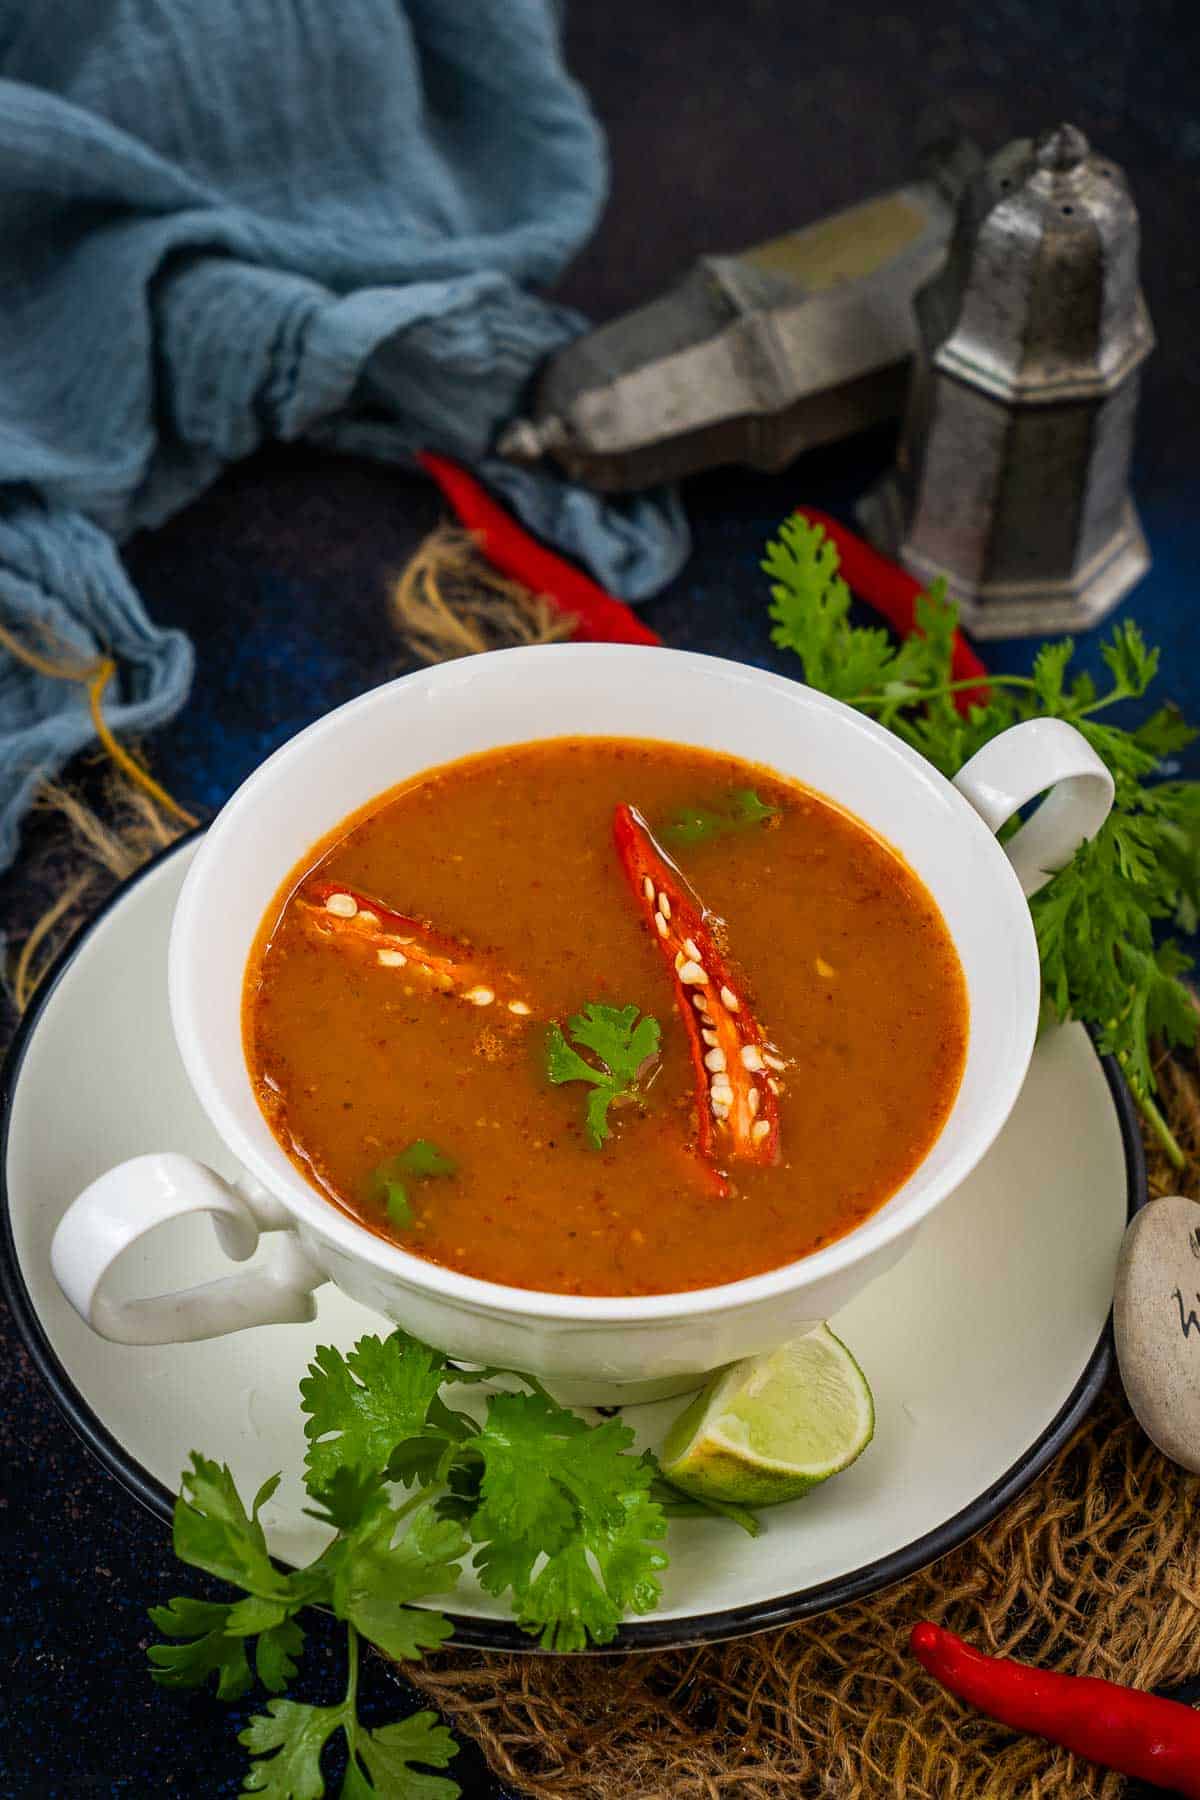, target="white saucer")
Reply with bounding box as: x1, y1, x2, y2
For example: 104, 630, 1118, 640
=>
1, 838, 1142, 1650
